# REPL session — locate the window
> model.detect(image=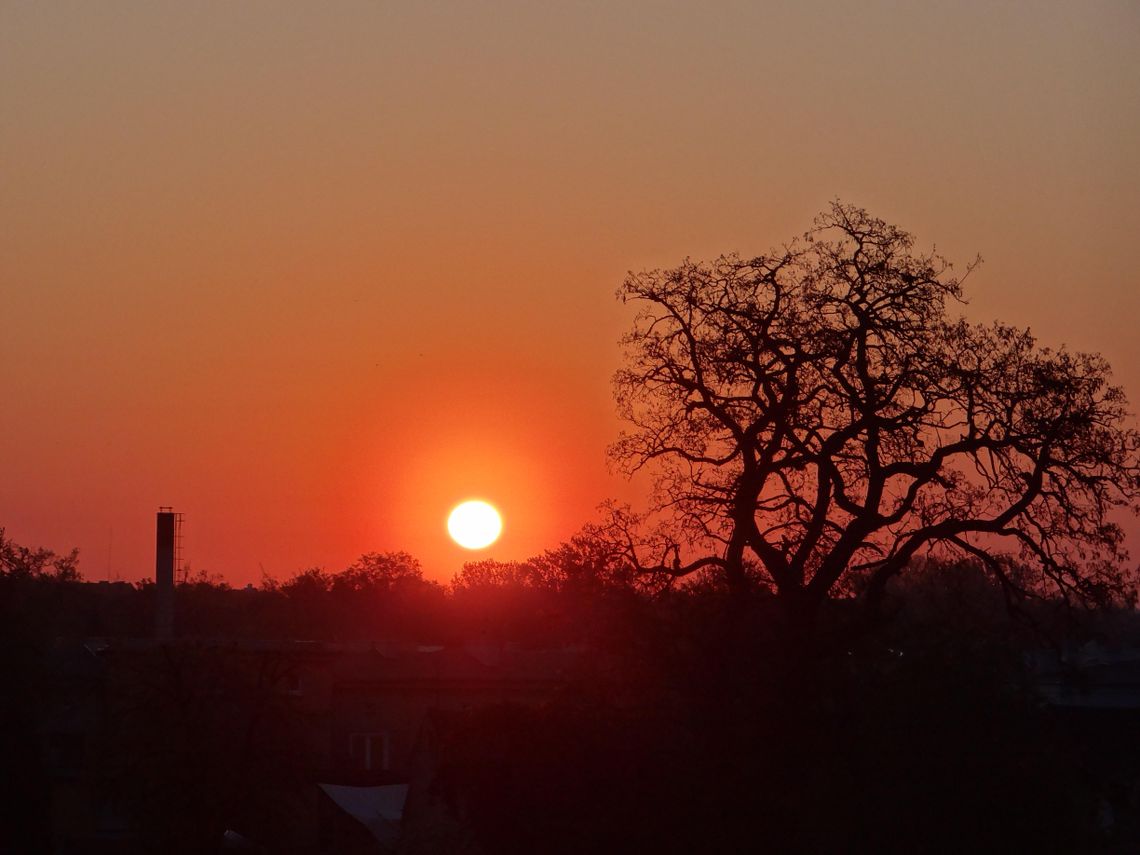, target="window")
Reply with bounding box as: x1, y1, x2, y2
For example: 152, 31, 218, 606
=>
349, 732, 389, 771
